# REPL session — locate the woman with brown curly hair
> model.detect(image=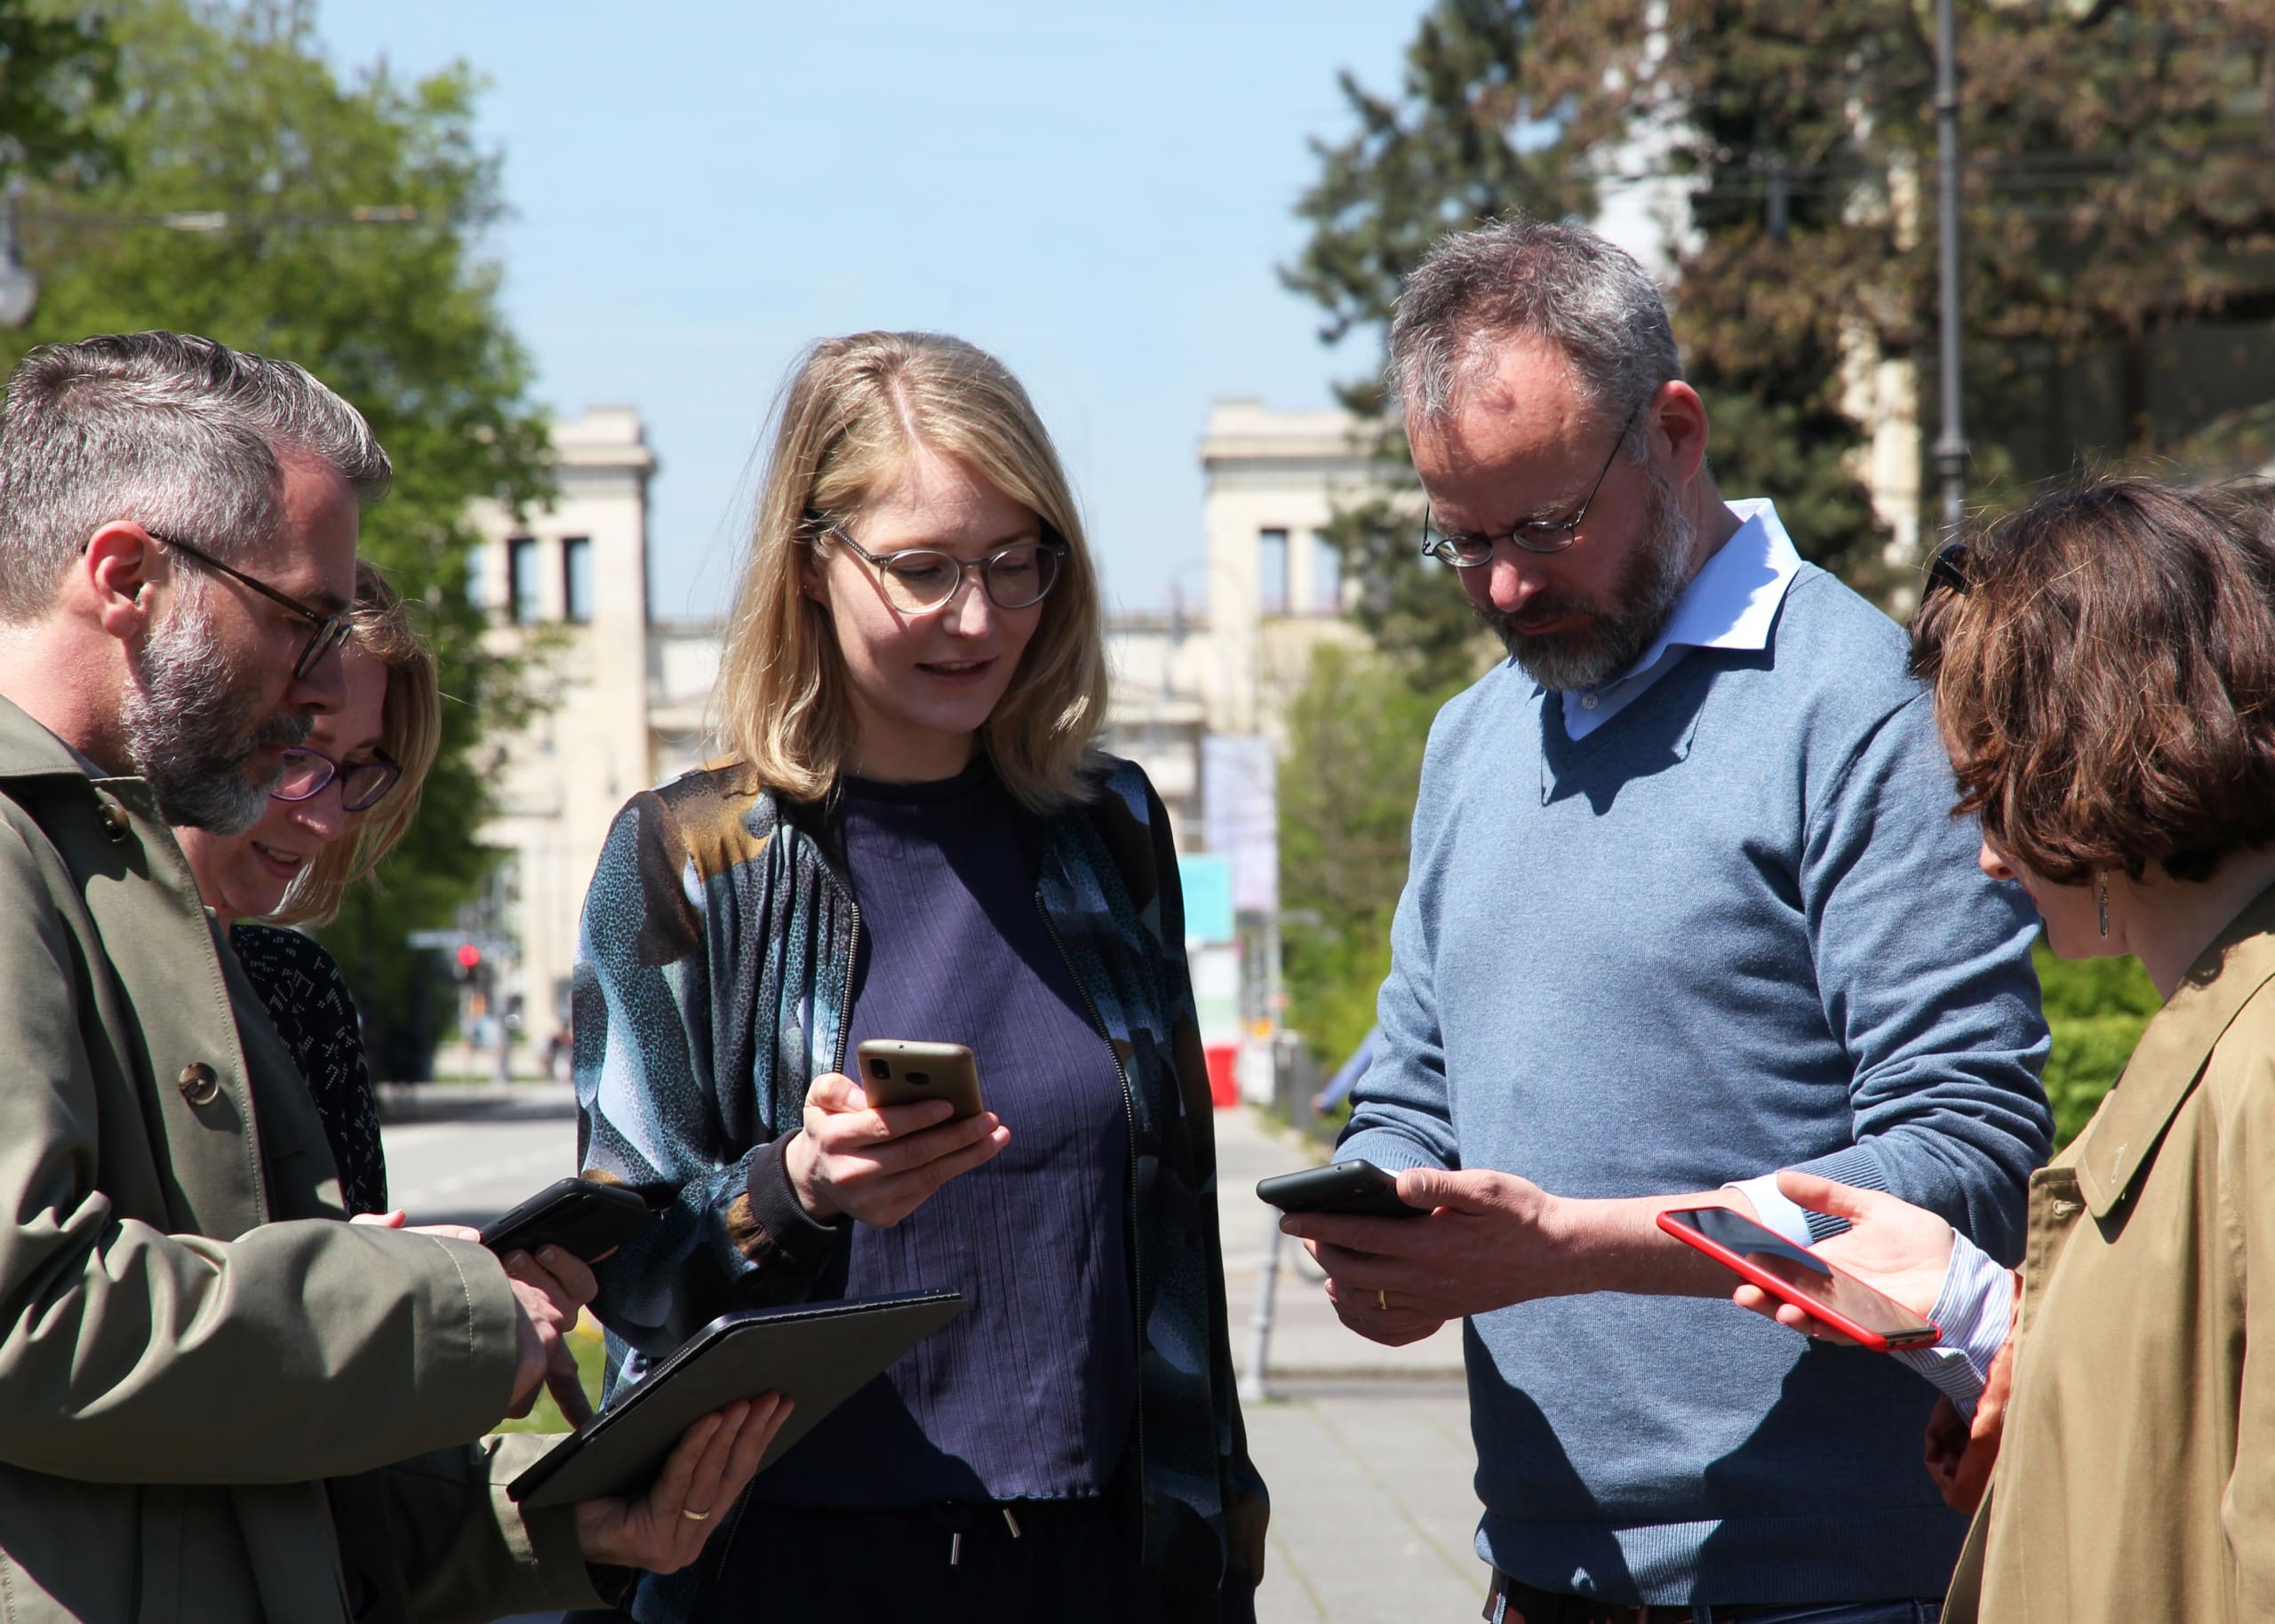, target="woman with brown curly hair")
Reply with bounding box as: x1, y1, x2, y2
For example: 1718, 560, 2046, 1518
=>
1730, 477, 2275, 1621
